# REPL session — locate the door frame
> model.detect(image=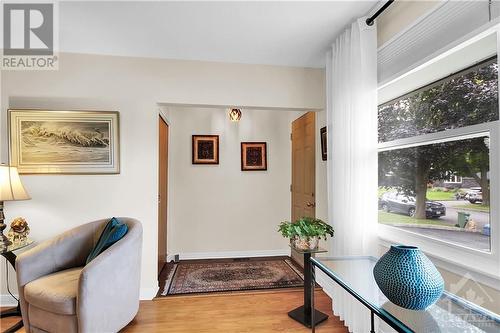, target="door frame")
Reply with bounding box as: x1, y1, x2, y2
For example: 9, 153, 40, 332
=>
290, 111, 316, 266
291, 111, 316, 222
158, 110, 171, 277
